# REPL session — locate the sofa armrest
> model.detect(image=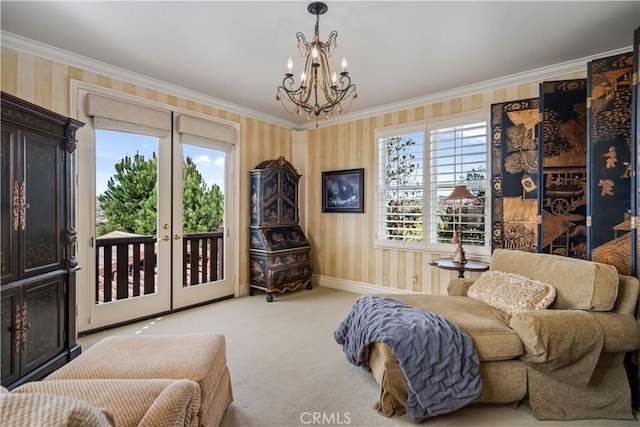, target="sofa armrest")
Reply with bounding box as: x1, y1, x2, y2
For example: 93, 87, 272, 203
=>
139, 379, 201, 427
509, 309, 603, 387
447, 278, 476, 296
12, 378, 197, 427
590, 311, 640, 353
